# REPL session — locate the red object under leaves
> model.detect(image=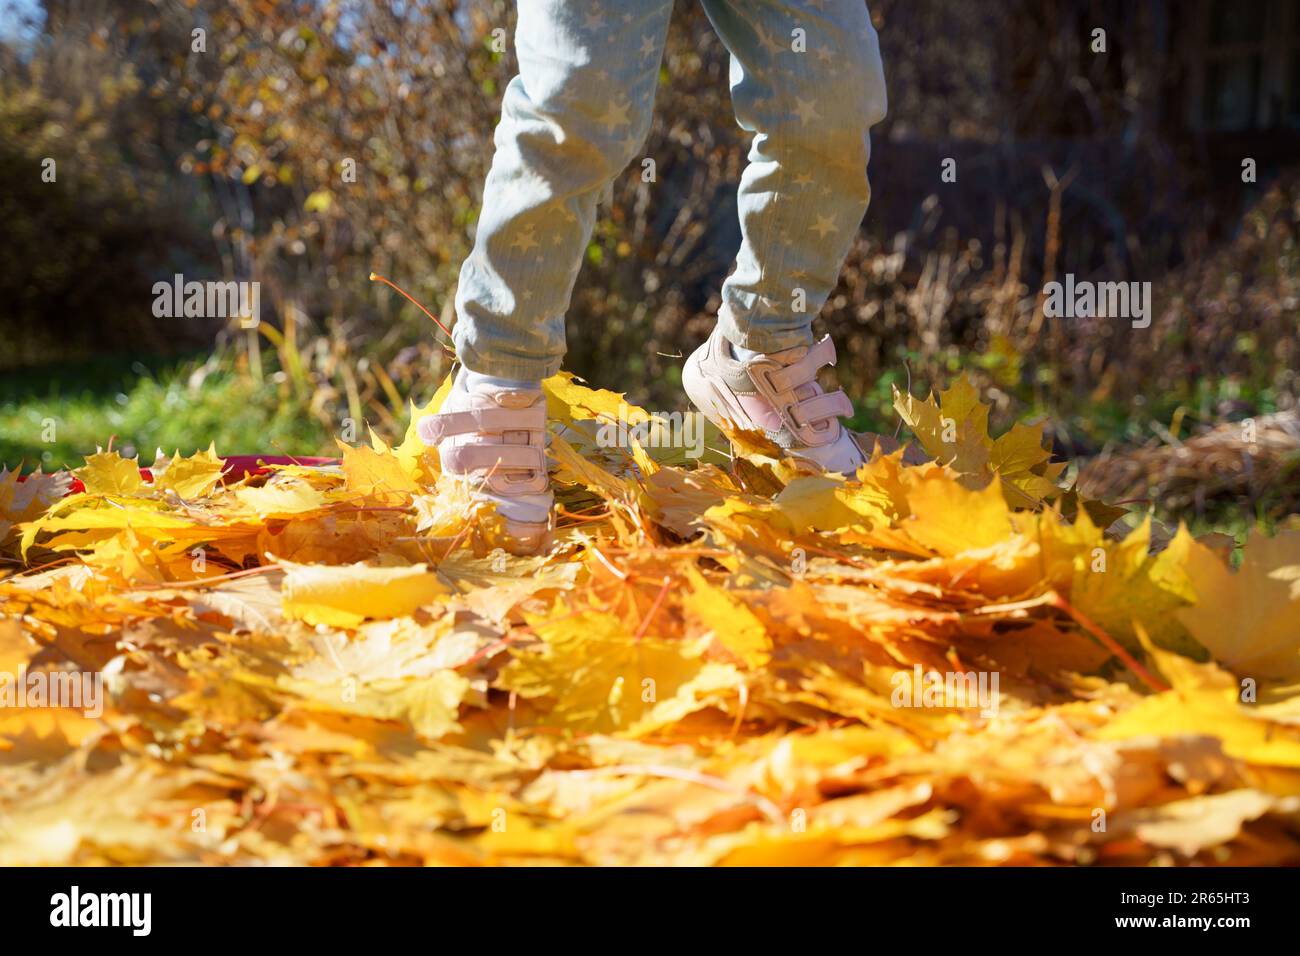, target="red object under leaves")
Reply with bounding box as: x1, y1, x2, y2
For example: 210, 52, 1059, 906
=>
20, 455, 340, 496
217, 455, 339, 482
